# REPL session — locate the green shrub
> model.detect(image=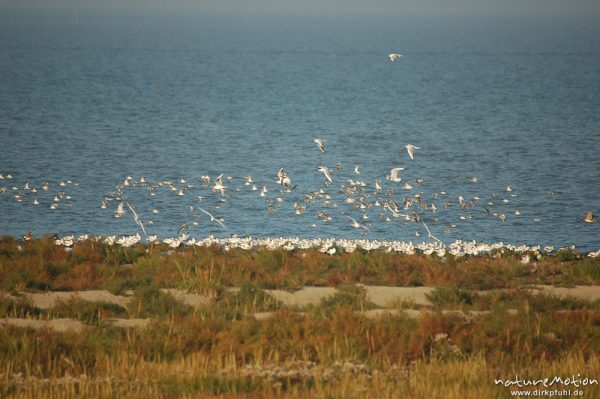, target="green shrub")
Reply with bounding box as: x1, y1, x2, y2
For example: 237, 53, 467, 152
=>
128, 286, 194, 318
